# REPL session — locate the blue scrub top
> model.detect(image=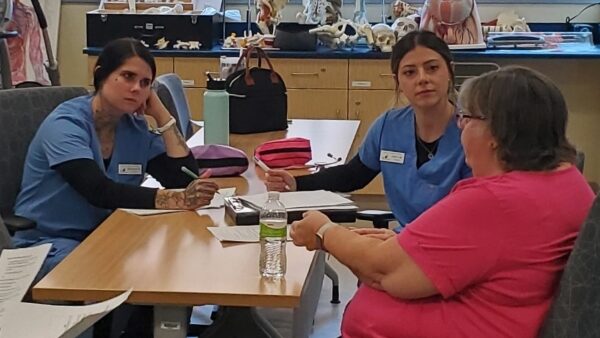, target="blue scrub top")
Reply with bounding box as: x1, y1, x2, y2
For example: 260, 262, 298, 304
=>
14, 95, 166, 241
359, 106, 471, 227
